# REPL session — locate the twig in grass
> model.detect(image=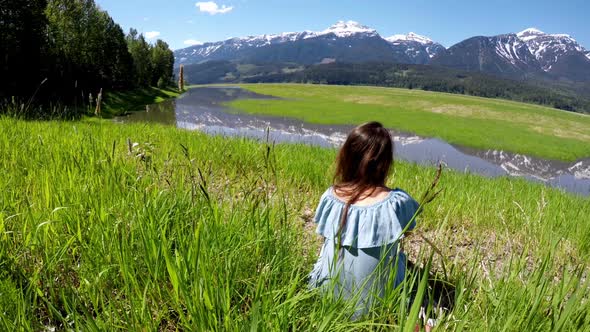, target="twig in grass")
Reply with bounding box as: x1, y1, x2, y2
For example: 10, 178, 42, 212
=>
417, 164, 447, 271
406, 163, 450, 330
127, 138, 132, 155
402, 163, 448, 276
24, 78, 48, 113
95, 88, 103, 117
420, 163, 444, 205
